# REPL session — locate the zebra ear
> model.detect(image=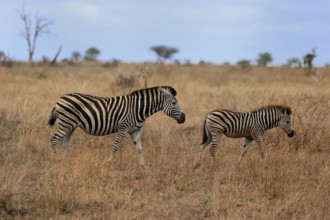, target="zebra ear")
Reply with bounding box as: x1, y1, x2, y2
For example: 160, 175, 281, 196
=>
285, 107, 292, 115
281, 106, 292, 115
160, 86, 177, 96
281, 108, 286, 115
